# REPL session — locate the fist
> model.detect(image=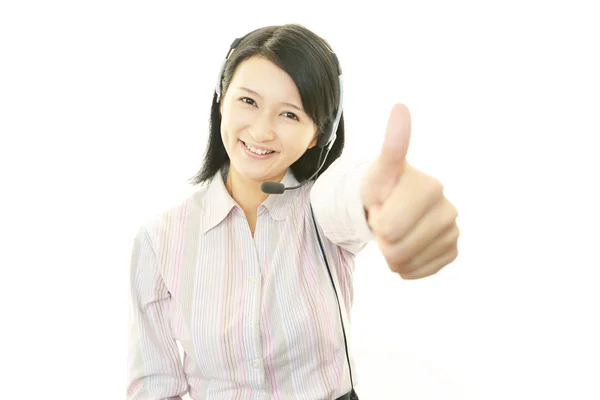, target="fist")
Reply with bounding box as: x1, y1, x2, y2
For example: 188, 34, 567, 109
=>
361, 104, 459, 279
